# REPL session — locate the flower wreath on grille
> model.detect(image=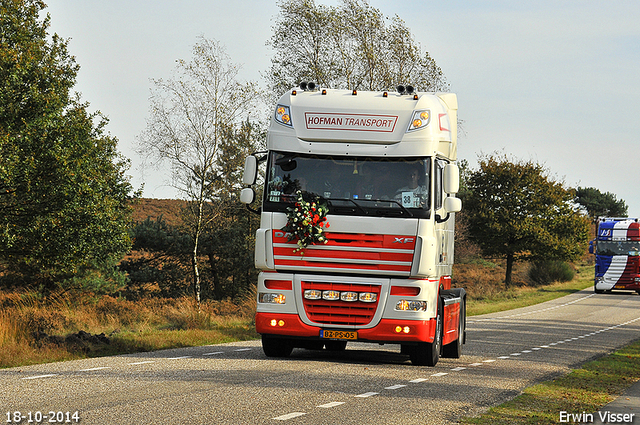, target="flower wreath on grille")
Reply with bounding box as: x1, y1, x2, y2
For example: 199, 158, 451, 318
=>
281, 191, 330, 254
